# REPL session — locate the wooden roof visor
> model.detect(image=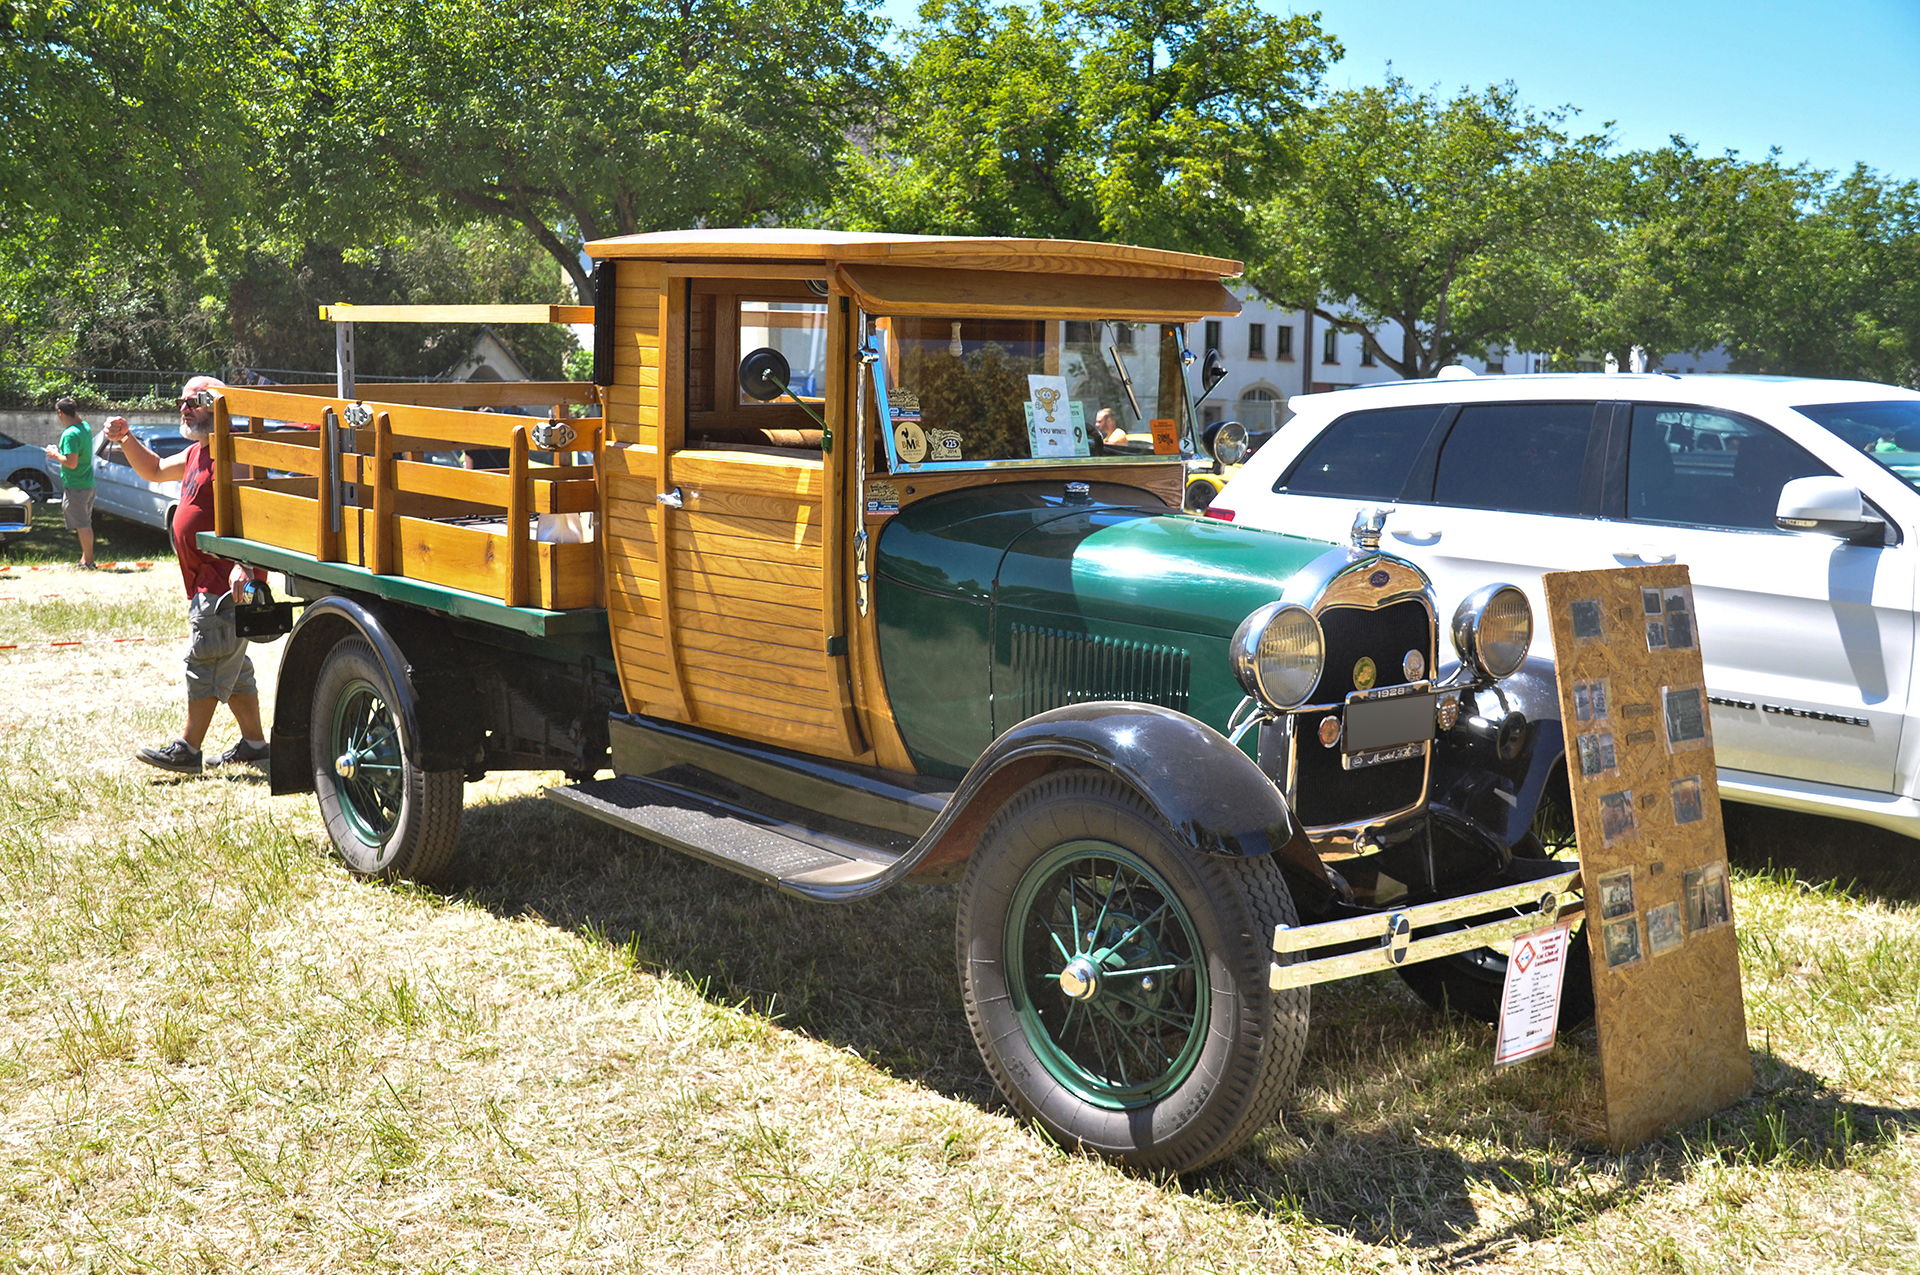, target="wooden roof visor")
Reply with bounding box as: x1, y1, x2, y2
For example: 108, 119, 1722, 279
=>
585, 230, 1244, 322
